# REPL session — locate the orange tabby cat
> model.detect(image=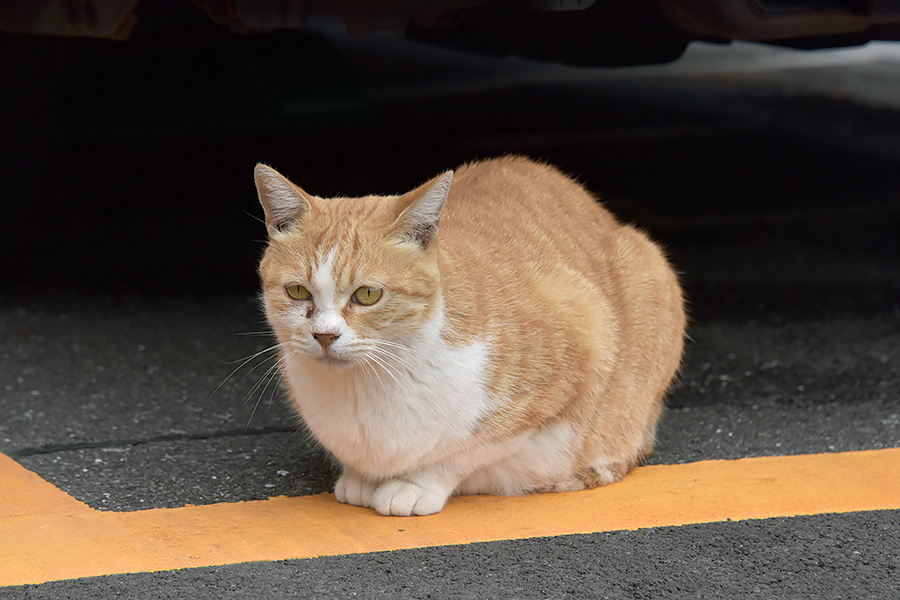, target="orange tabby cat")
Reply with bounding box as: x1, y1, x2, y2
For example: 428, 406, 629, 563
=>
255, 156, 685, 516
